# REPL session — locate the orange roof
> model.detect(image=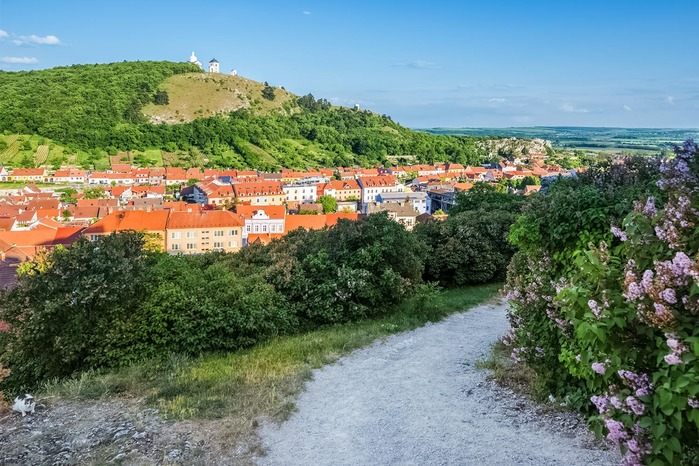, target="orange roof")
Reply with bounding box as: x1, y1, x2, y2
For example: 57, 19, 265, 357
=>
285, 214, 327, 233
454, 182, 474, 192
33, 209, 60, 219
326, 179, 360, 191
27, 199, 60, 210
325, 212, 361, 227
167, 210, 242, 229
77, 199, 117, 208
358, 175, 397, 188
235, 204, 286, 219
232, 181, 284, 197
247, 233, 283, 245
84, 210, 169, 235
54, 169, 86, 178
12, 168, 46, 176
162, 201, 192, 211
